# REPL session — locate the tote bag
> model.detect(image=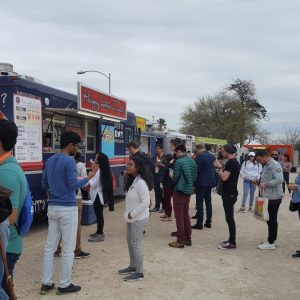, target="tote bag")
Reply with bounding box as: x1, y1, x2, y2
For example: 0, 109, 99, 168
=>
253, 190, 269, 222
